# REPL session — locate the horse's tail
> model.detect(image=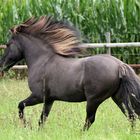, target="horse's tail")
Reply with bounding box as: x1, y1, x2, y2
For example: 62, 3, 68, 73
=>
116, 64, 140, 119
